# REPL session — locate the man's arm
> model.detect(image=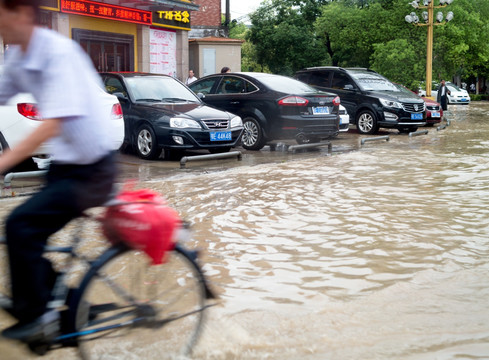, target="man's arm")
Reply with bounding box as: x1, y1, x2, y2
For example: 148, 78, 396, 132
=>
0, 118, 61, 174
